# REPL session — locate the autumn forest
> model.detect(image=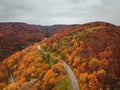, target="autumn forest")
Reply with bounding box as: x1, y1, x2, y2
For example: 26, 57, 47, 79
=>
0, 22, 120, 90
